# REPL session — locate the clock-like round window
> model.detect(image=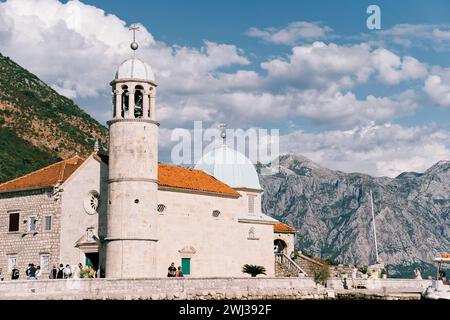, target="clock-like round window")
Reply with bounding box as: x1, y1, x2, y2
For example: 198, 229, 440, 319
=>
84, 191, 100, 215
212, 210, 221, 217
